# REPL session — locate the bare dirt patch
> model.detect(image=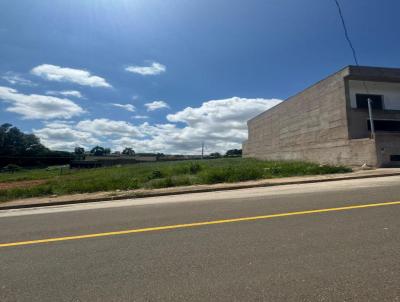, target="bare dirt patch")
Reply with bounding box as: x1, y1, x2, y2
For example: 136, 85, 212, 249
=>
0, 180, 48, 190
